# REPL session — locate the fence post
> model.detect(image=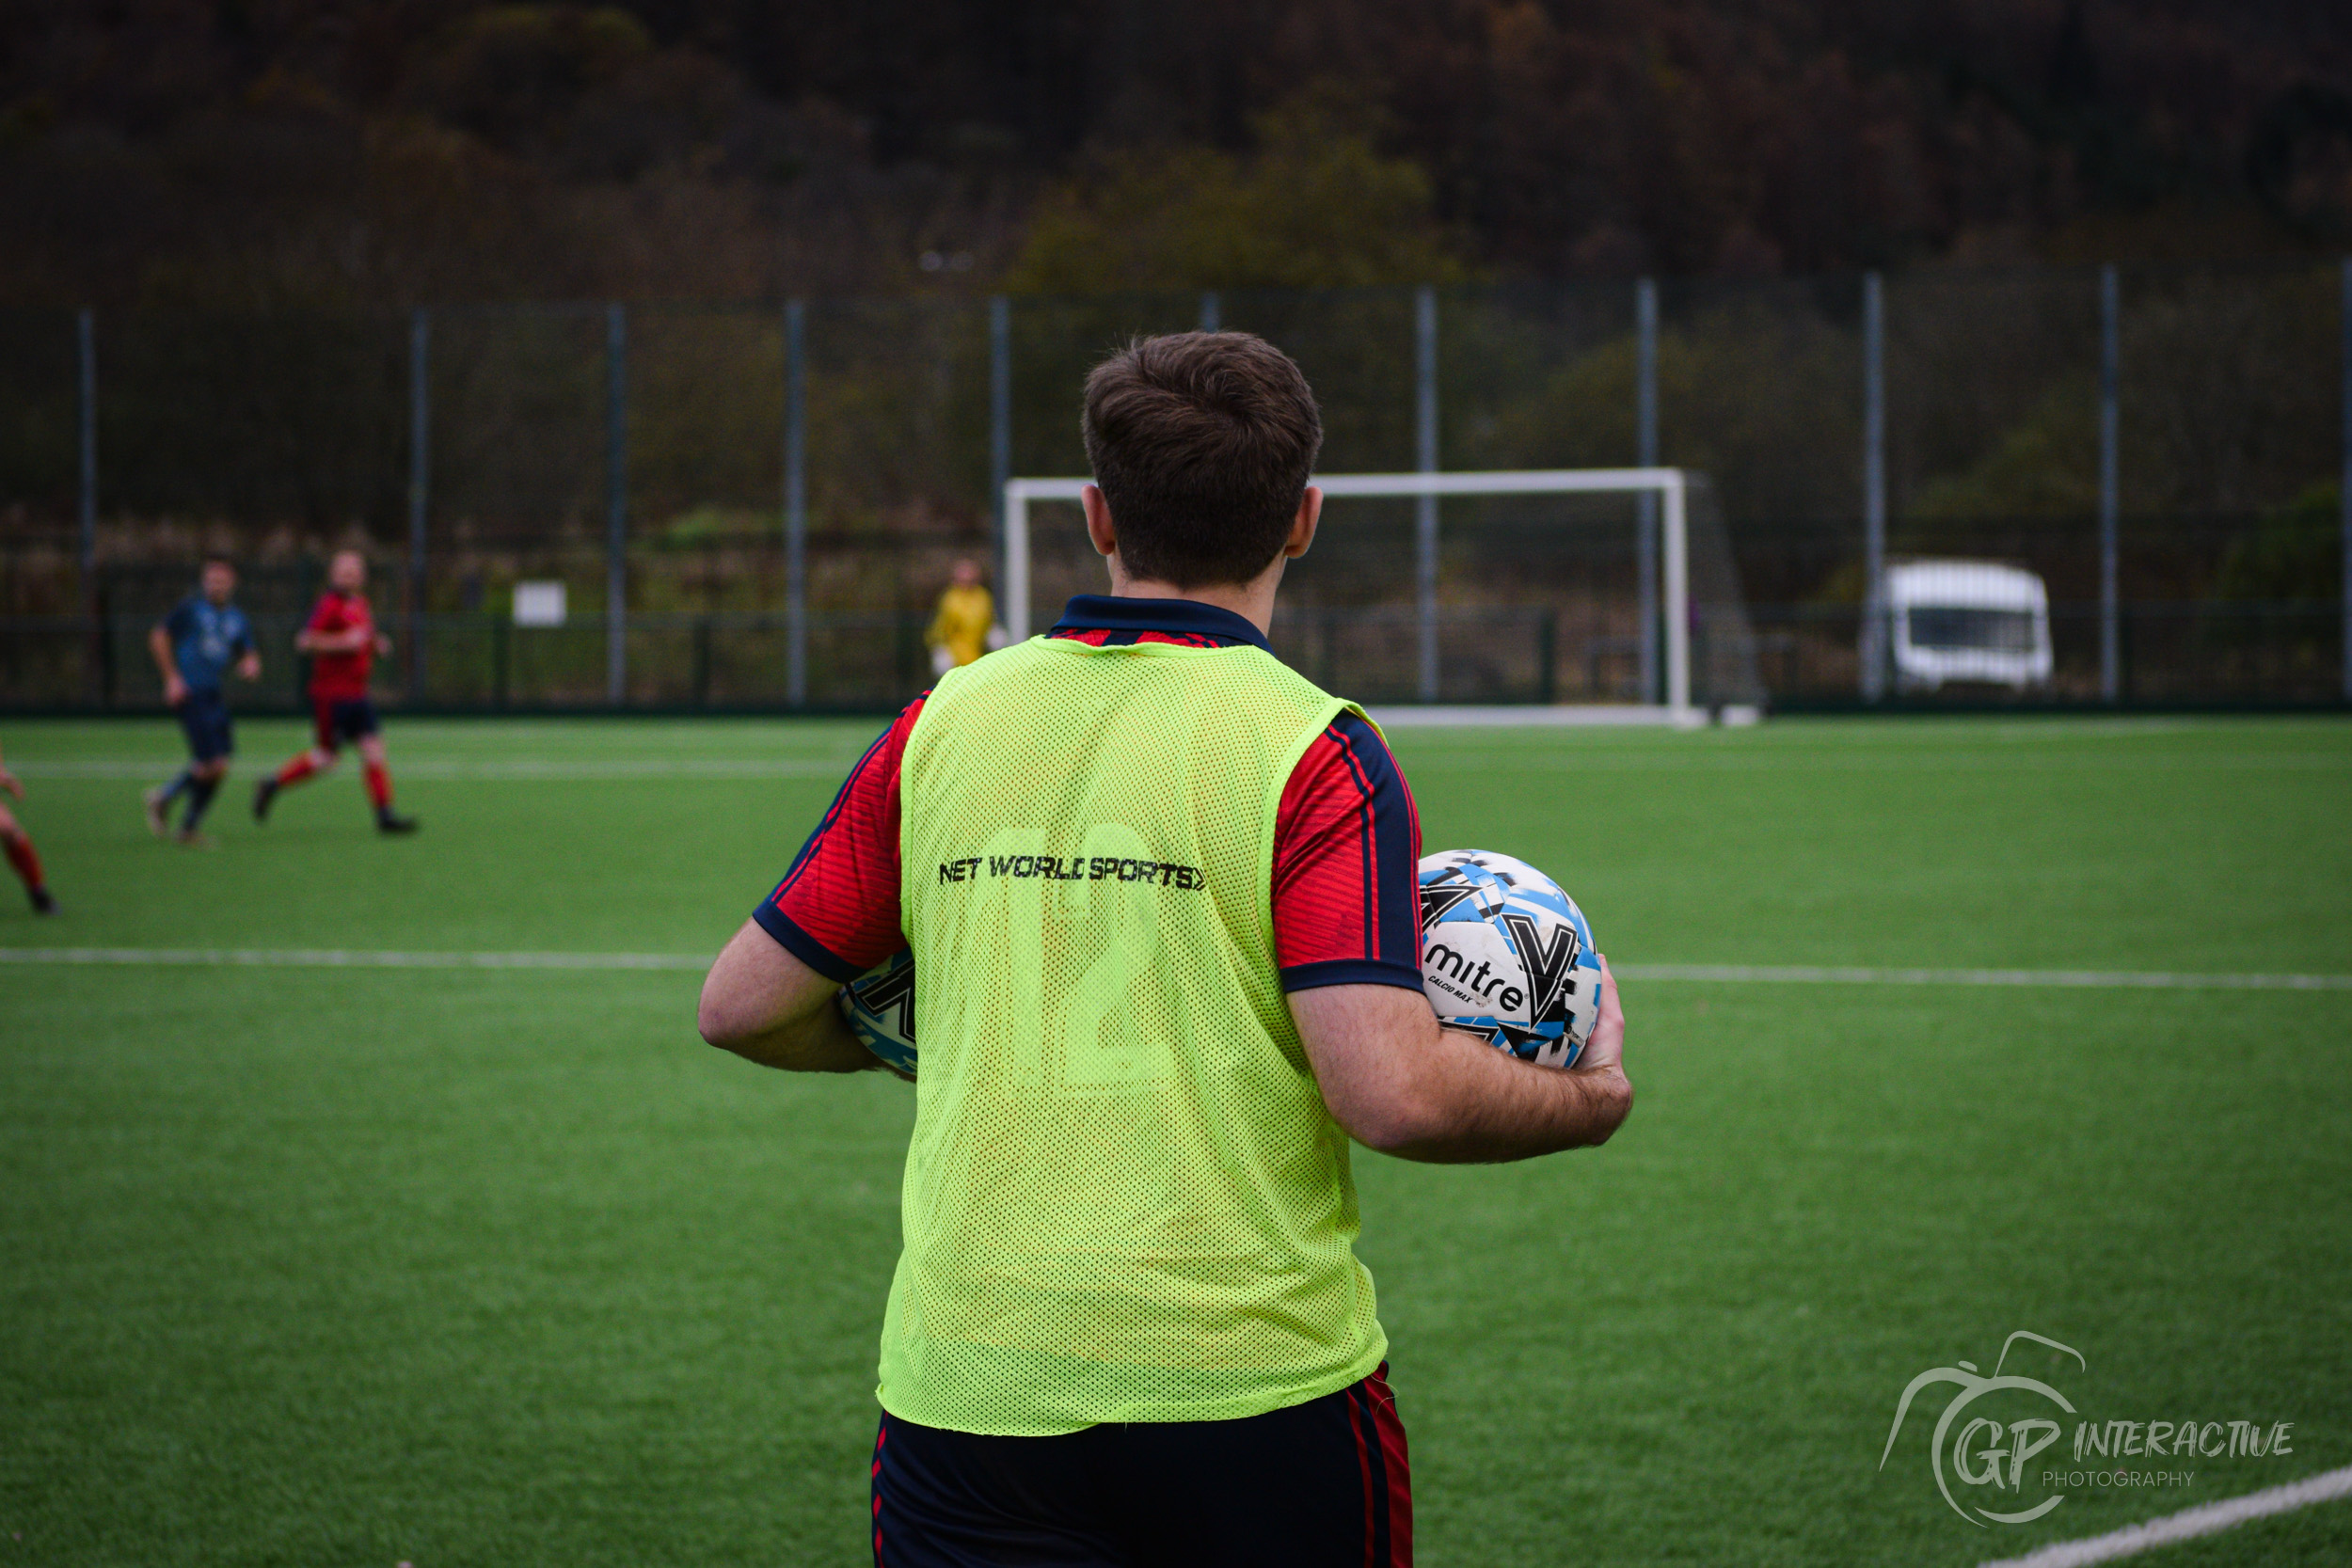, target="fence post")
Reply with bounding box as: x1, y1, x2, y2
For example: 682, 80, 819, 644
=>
407, 308, 430, 701
1861, 271, 1887, 704
1415, 285, 1440, 703
77, 309, 98, 703
493, 615, 510, 710
1537, 609, 1557, 705
2341, 256, 2350, 705
785, 298, 808, 707
606, 302, 628, 705
1199, 292, 1221, 332
2099, 264, 2121, 705
1635, 277, 1660, 705
989, 295, 1011, 619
